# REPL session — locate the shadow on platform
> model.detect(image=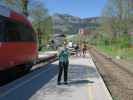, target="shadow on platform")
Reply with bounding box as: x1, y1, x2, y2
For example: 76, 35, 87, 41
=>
69, 79, 94, 85
0, 63, 58, 100
69, 64, 99, 79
